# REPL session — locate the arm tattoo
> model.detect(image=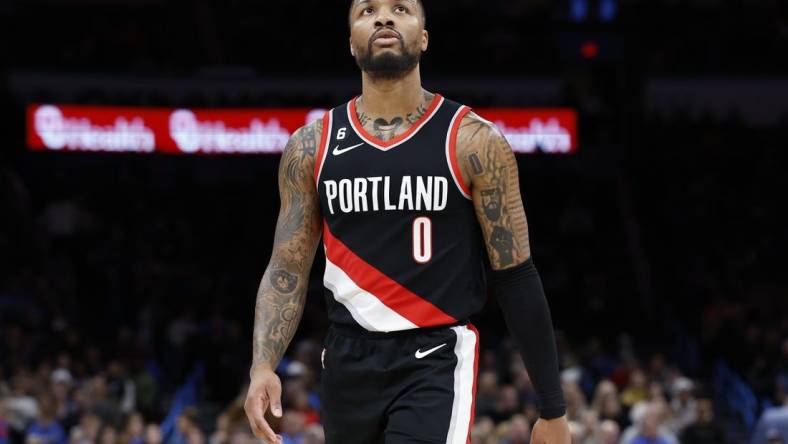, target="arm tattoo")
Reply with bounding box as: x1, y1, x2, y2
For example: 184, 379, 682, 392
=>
481, 188, 502, 221
490, 226, 514, 265
252, 120, 322, 372
457, 113, 531, 269
469, 152, 484, 175
269, 270, 298, 294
